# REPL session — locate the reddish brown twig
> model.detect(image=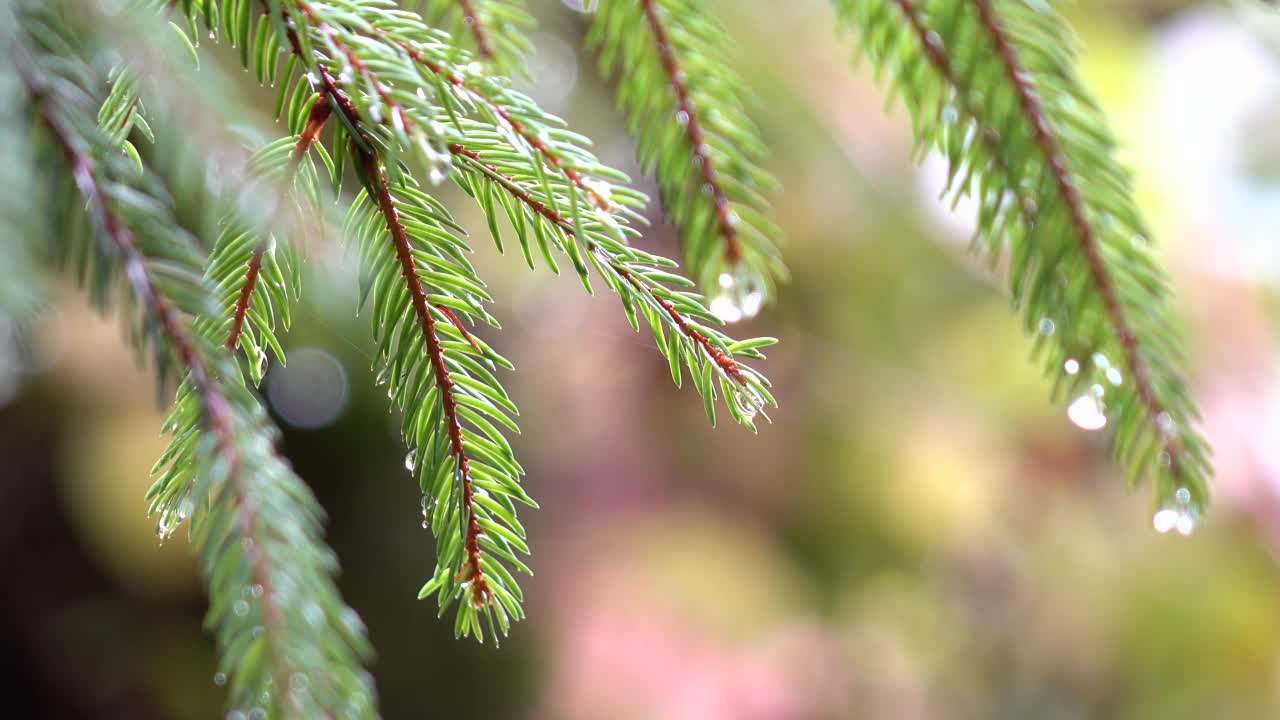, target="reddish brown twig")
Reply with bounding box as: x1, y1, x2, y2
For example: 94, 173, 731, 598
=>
447, 142, 746, 384
639, 0, 740, 263
972, 0, 1184, 471
458, 0, 496, 60
360, 151, 491, 607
